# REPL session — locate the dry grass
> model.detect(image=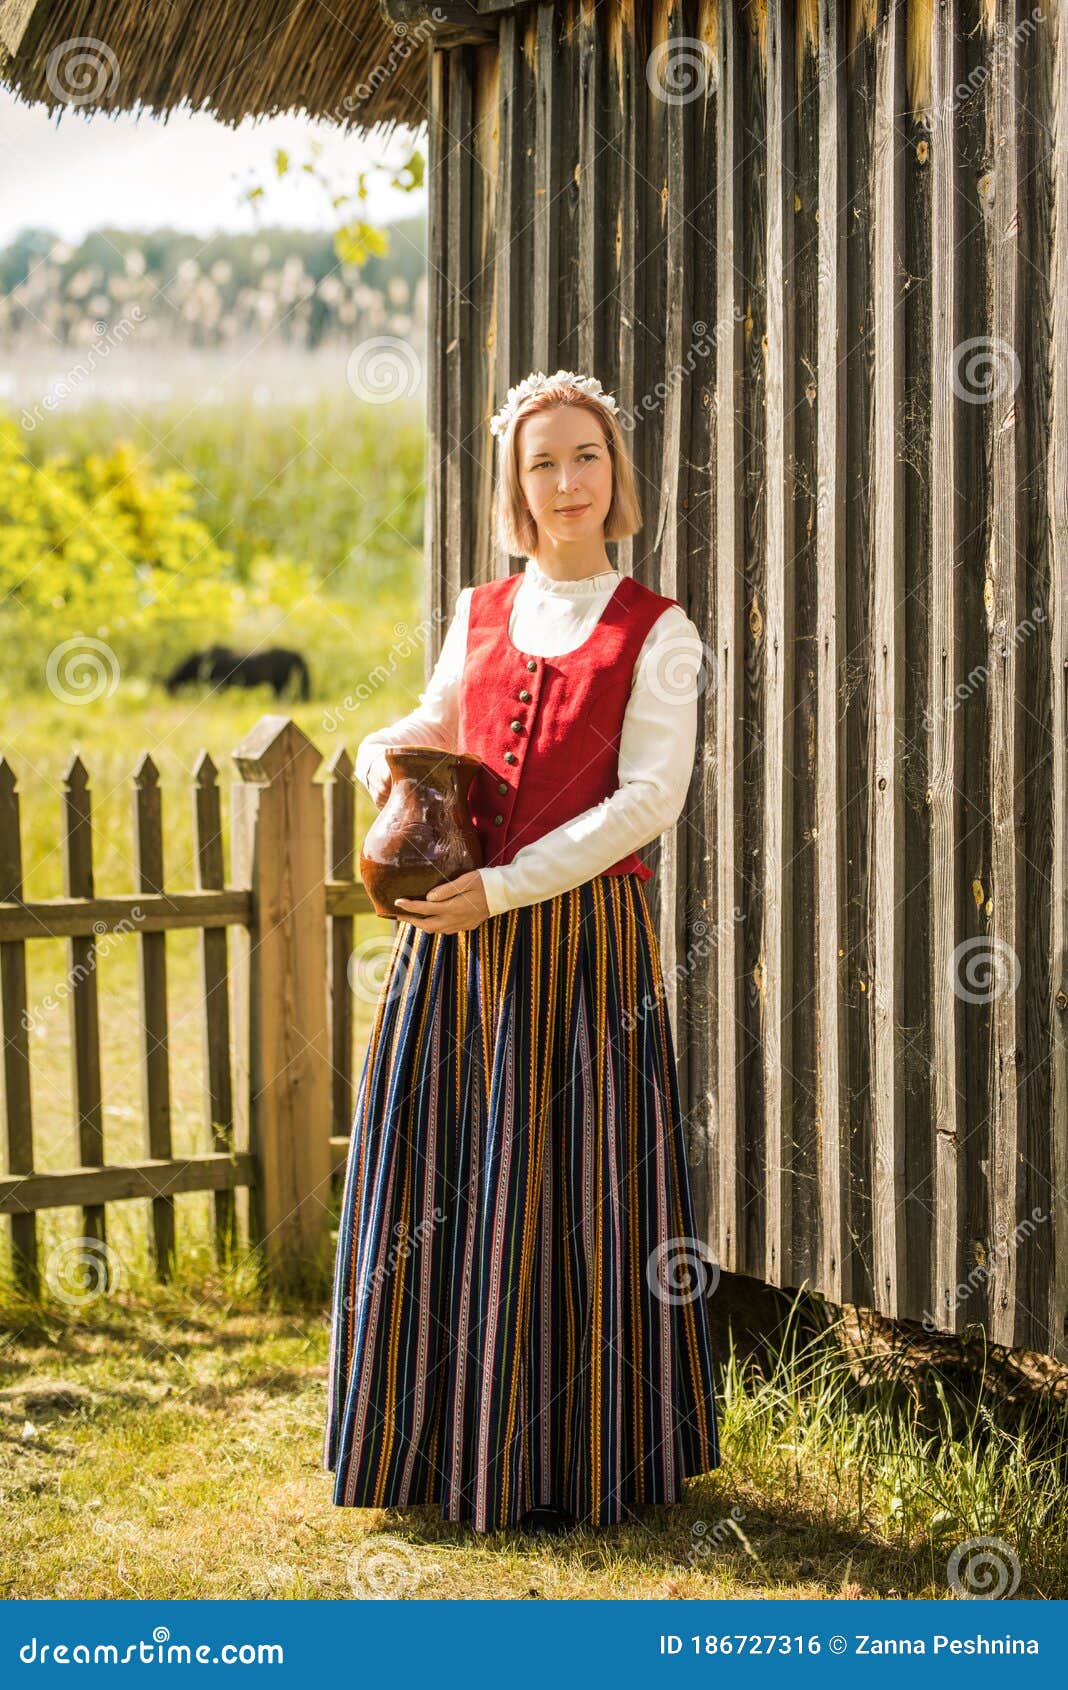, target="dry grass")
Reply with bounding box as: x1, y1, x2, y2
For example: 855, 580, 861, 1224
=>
2, 1262, 1065, 1601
